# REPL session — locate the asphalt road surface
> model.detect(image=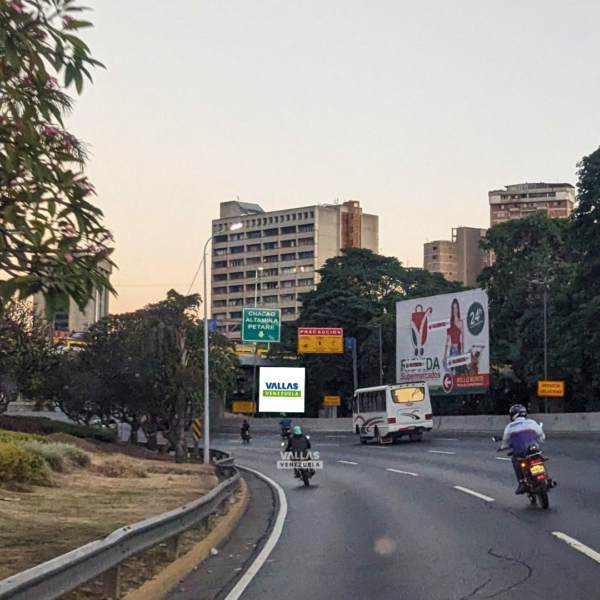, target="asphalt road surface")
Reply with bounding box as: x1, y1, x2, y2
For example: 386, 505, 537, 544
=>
212, 429, 600, 600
